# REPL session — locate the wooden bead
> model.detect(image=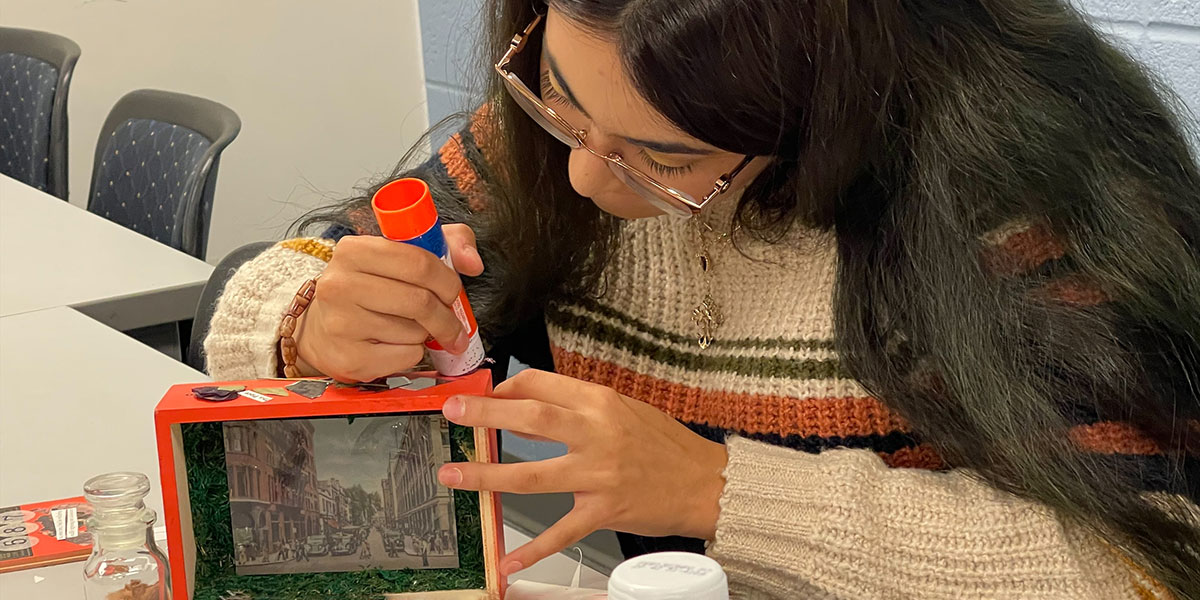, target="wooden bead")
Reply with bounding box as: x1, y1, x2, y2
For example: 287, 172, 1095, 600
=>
278, 276, 319, 378
280, 336, 298, 363
279, 314, 297, 338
